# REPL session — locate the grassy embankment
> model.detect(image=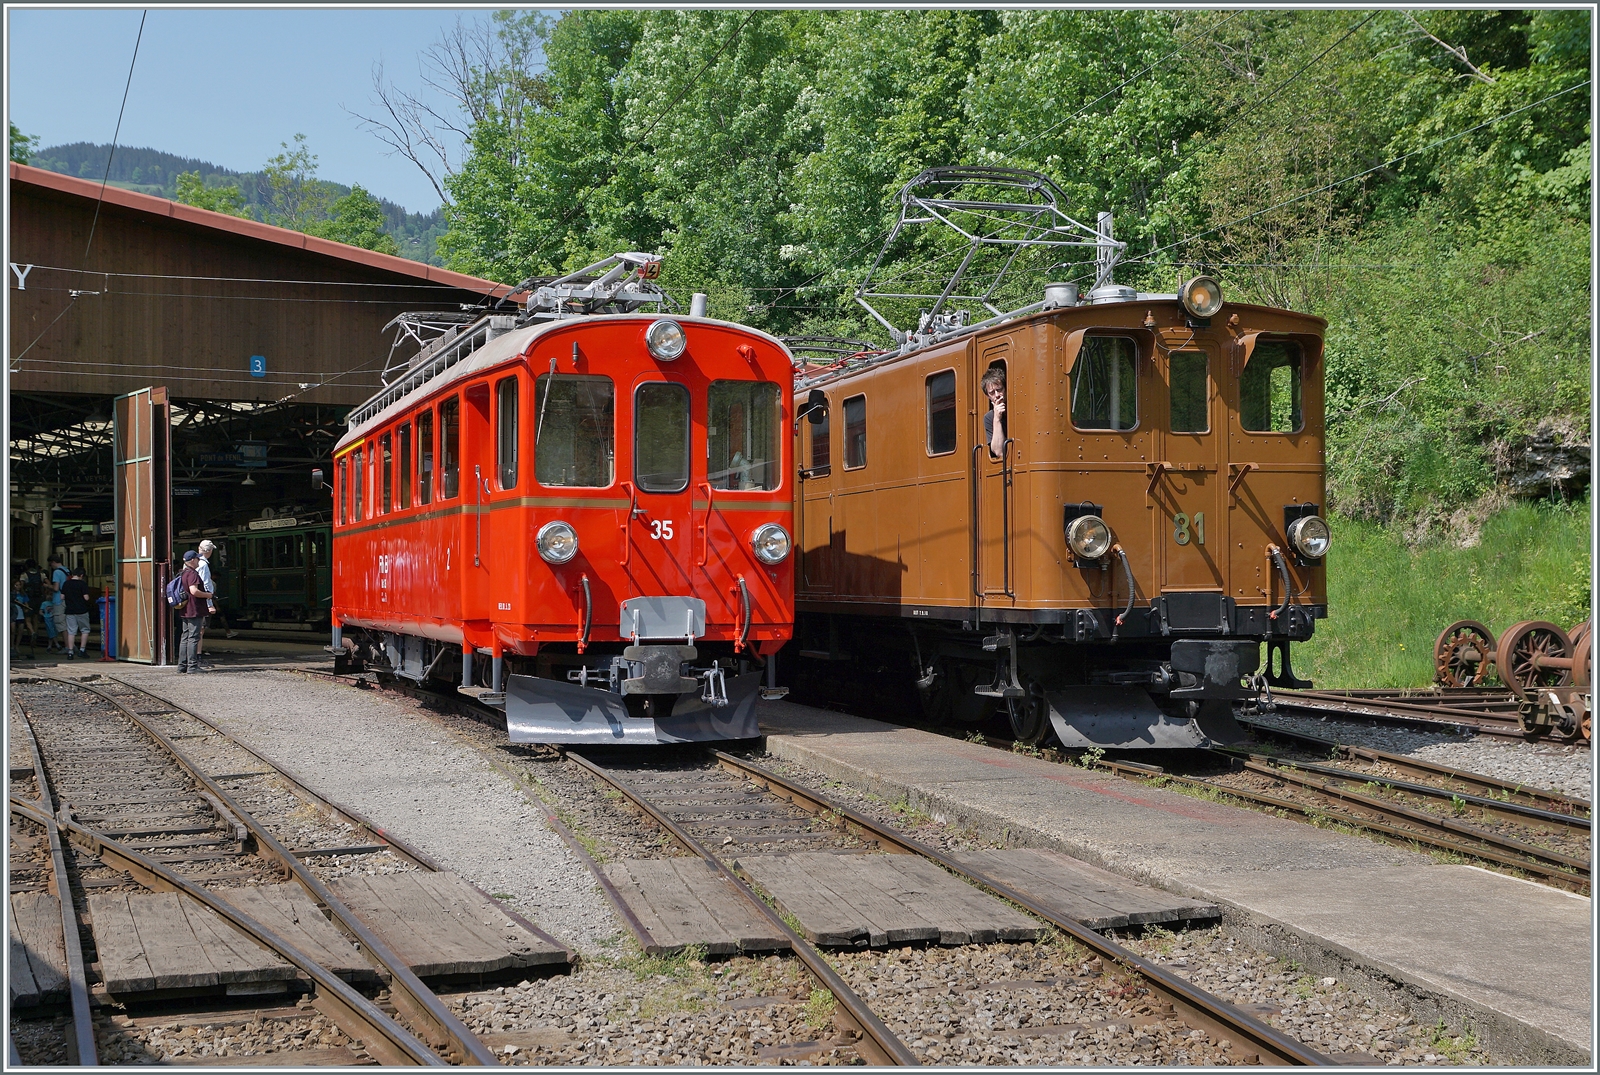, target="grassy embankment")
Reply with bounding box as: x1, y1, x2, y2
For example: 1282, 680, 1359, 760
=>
1297, 501, 1592, 690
